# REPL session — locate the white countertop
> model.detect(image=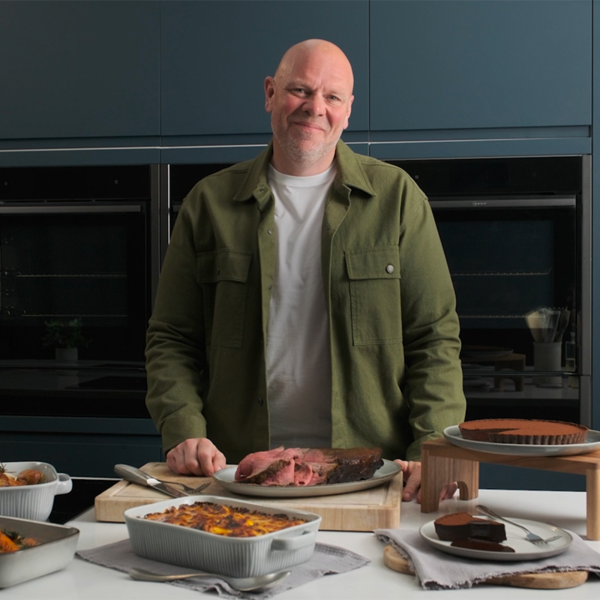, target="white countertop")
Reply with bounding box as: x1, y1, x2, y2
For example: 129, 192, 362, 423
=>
4, 489, 600, 599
